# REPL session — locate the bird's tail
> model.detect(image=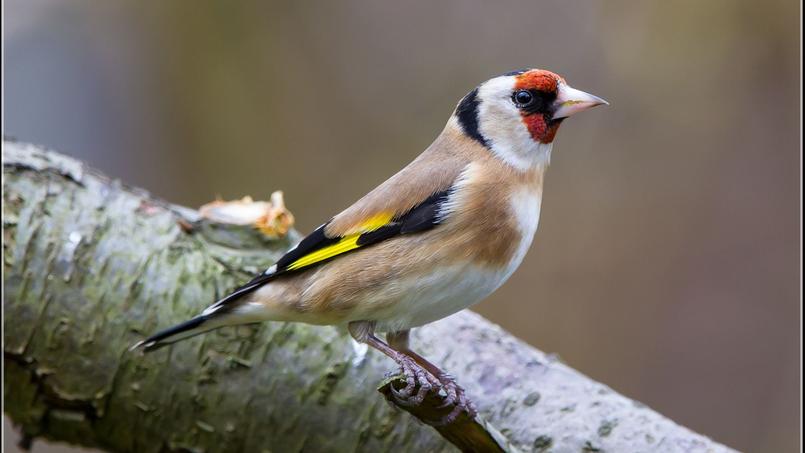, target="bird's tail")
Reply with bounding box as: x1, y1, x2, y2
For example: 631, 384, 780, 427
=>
130, 272, 291, 353
130, 314, 225, 352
